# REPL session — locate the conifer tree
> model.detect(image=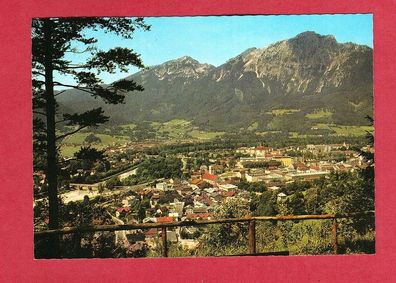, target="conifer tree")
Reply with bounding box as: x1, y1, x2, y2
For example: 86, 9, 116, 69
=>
32, 17, 150, 257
